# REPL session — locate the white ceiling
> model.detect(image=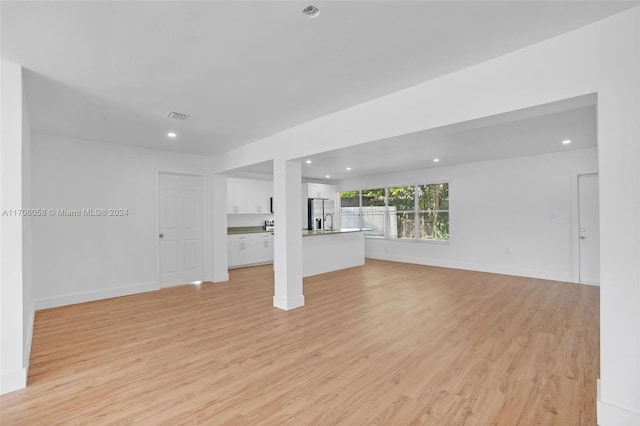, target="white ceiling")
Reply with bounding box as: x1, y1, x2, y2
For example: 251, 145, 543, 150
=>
298, 97, 598, 180
2, 1, 635, 156
228, 94, 597, 180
